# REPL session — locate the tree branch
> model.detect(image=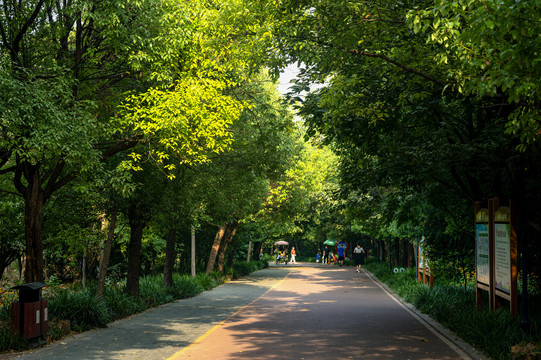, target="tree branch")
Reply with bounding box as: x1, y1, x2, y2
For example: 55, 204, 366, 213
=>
12, 0, 45, 57
340, 46, 446, 87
